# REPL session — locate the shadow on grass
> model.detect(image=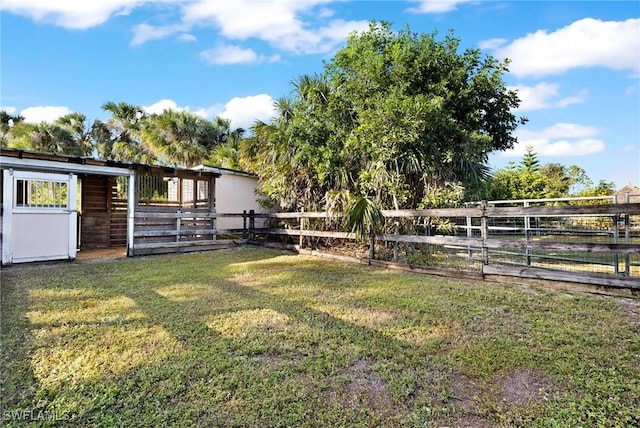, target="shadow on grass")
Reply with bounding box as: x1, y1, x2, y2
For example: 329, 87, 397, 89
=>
0, 249, 457, 426
3, 247, 638, 426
